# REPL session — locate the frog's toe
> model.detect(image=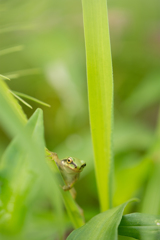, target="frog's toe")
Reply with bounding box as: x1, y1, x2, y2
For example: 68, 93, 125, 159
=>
69, 188, 77, 199
62, 185, 71, 191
